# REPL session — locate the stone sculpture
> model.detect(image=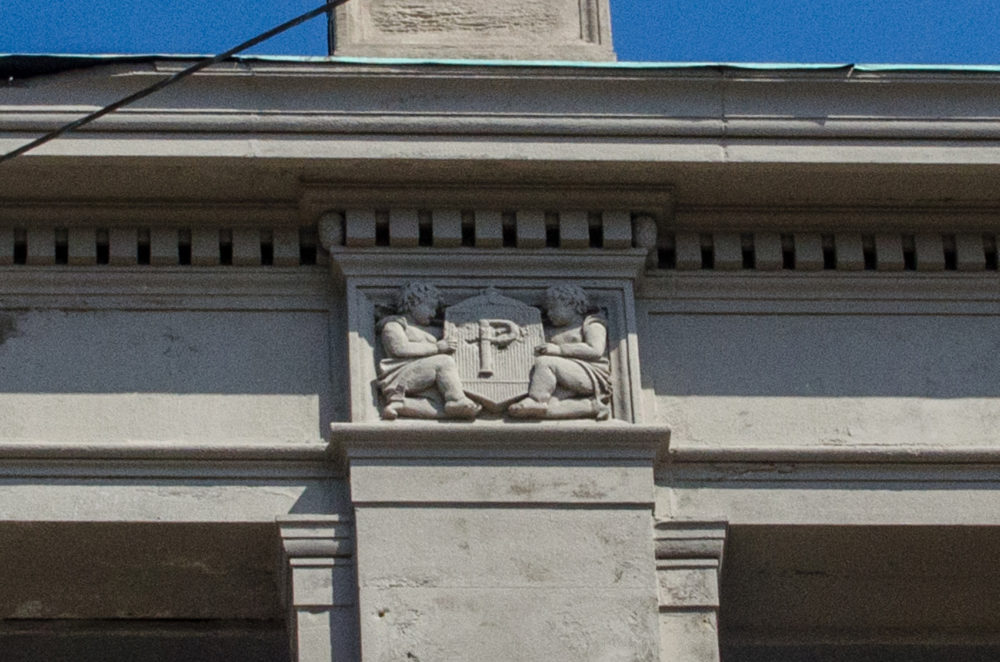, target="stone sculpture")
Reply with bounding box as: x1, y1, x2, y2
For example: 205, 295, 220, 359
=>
376, 283, 482, 420
507, 285, 611, 420
444, 288, 545, 413
377, 284, 610, 421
